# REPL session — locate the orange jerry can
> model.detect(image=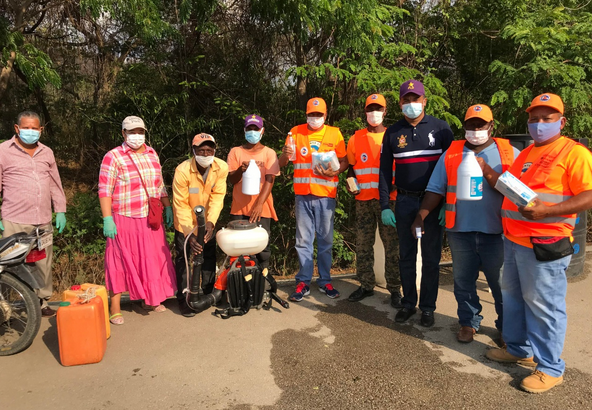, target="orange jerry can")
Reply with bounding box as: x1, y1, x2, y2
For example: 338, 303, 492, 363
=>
57, 297, 107, 366
63, 284, 111, 339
